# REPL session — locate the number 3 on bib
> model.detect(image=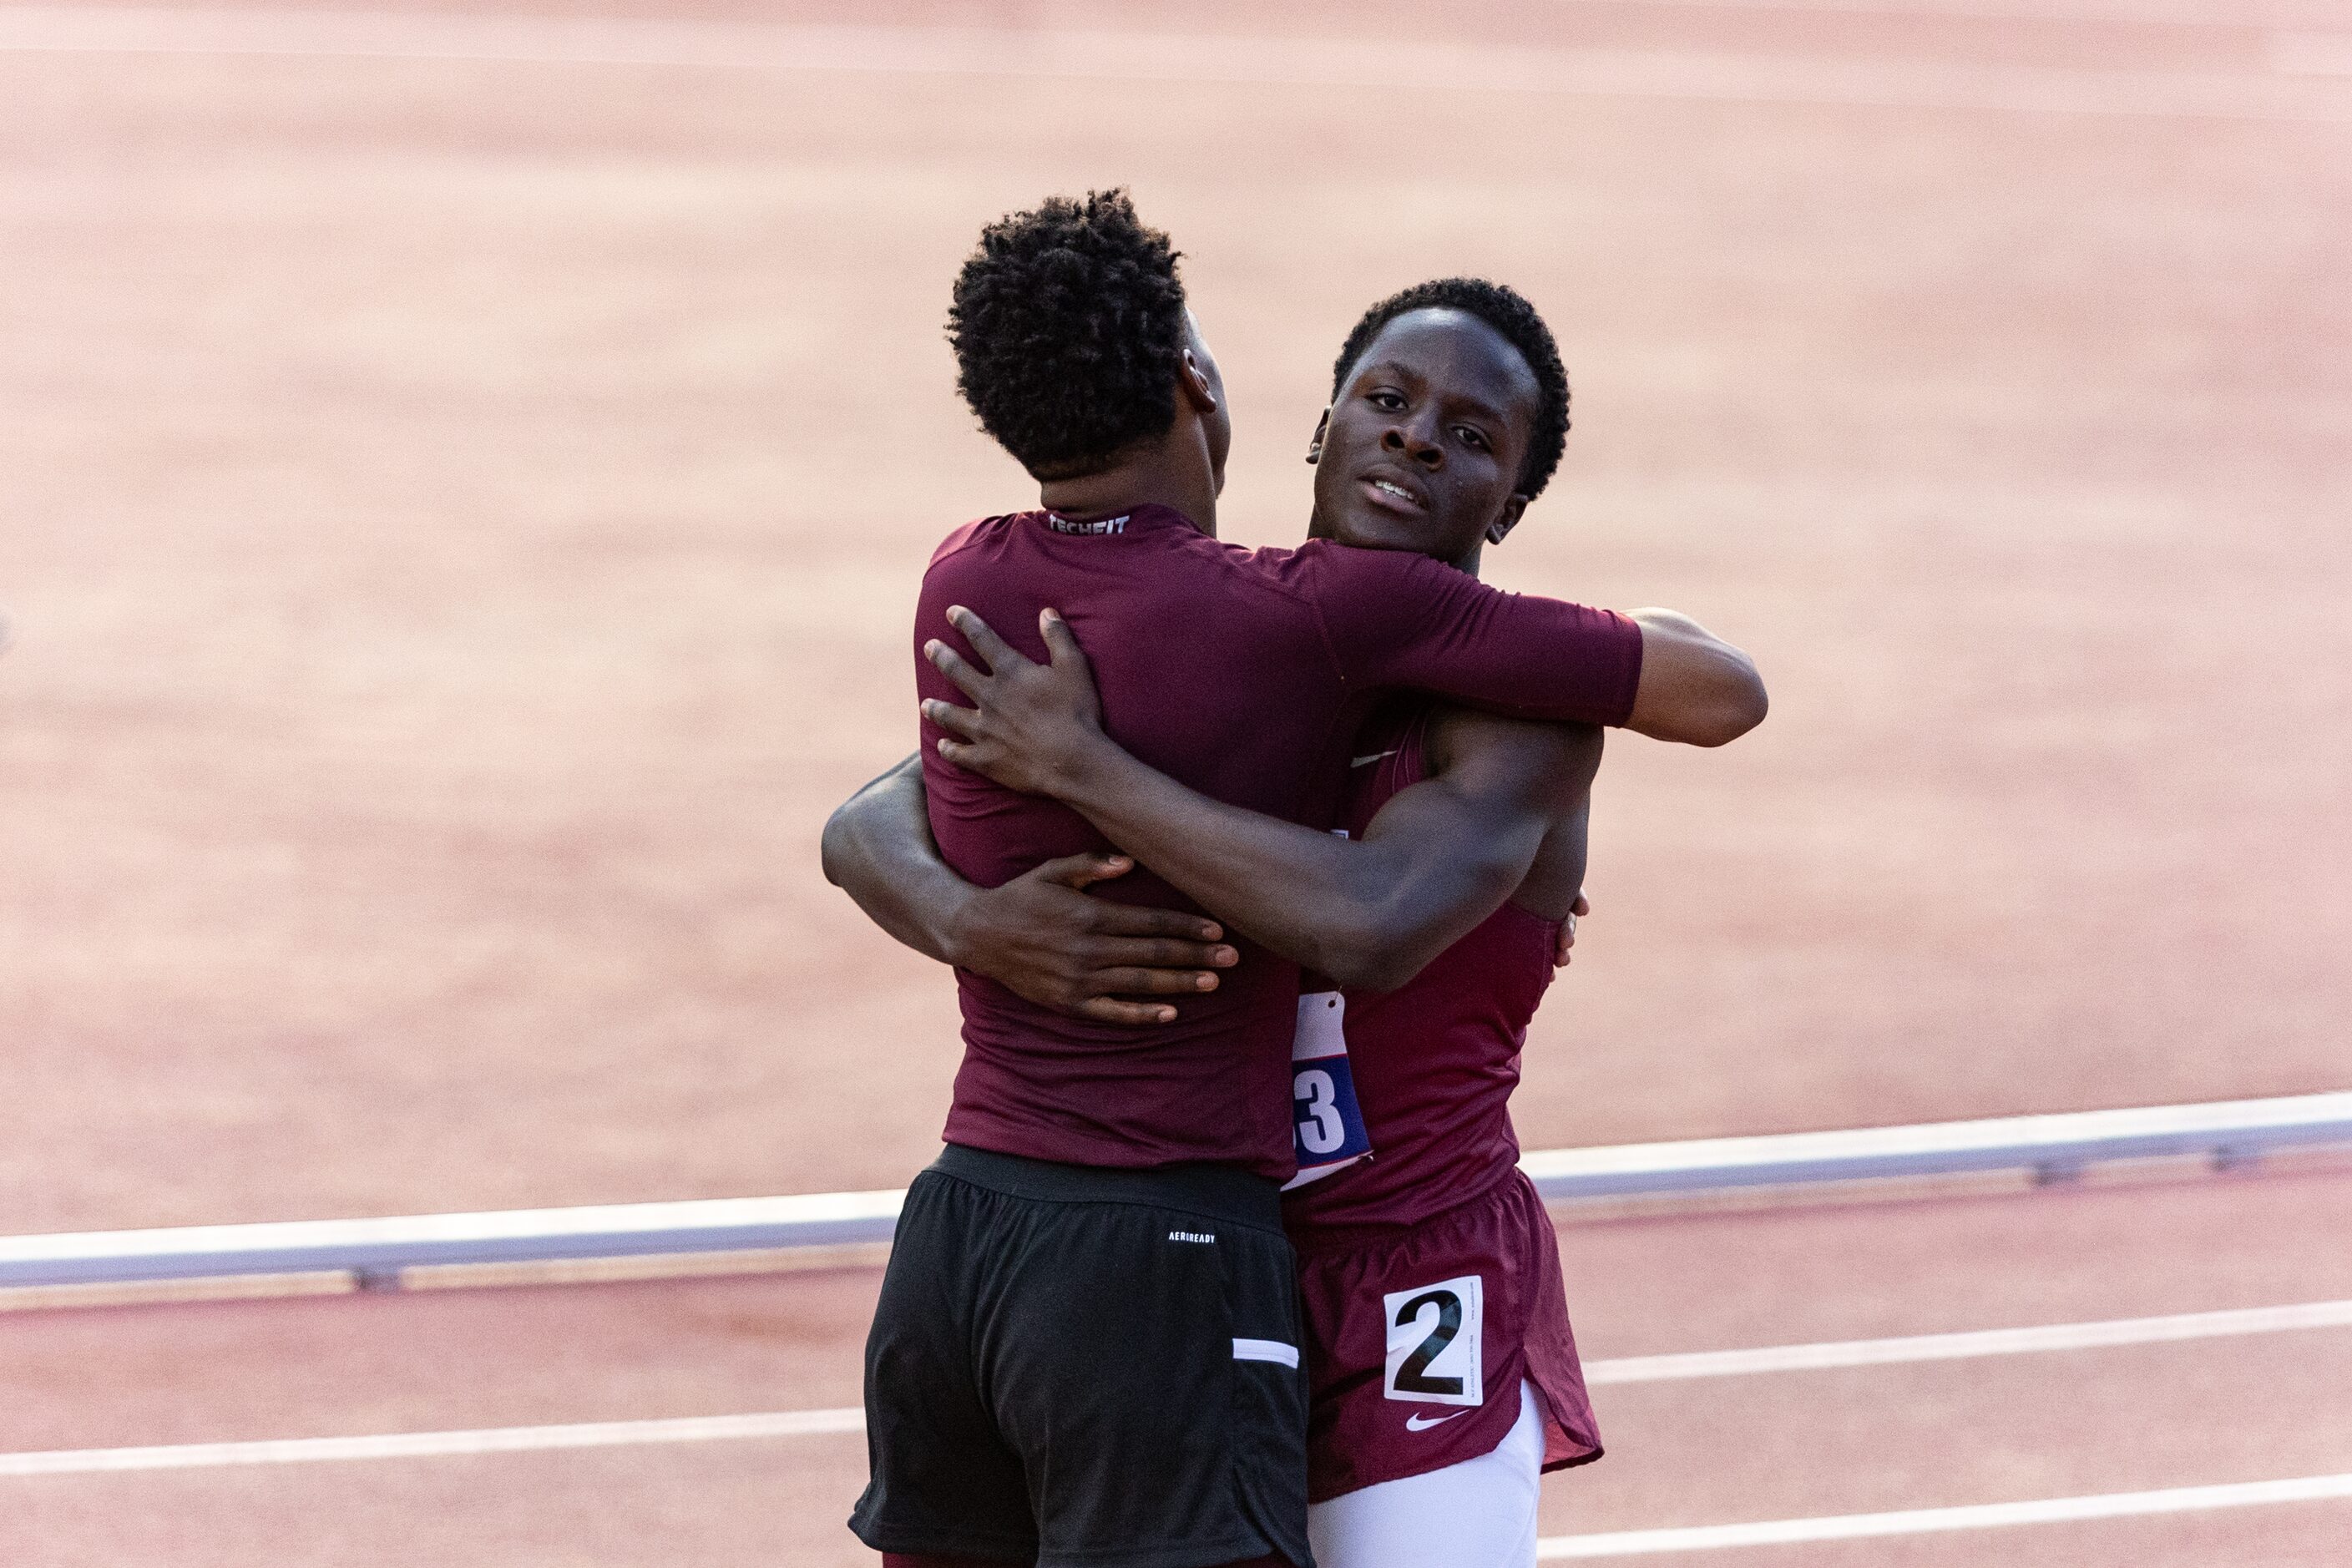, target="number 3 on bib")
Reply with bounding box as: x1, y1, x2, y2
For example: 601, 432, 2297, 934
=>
1283, 989, 1372, 1189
